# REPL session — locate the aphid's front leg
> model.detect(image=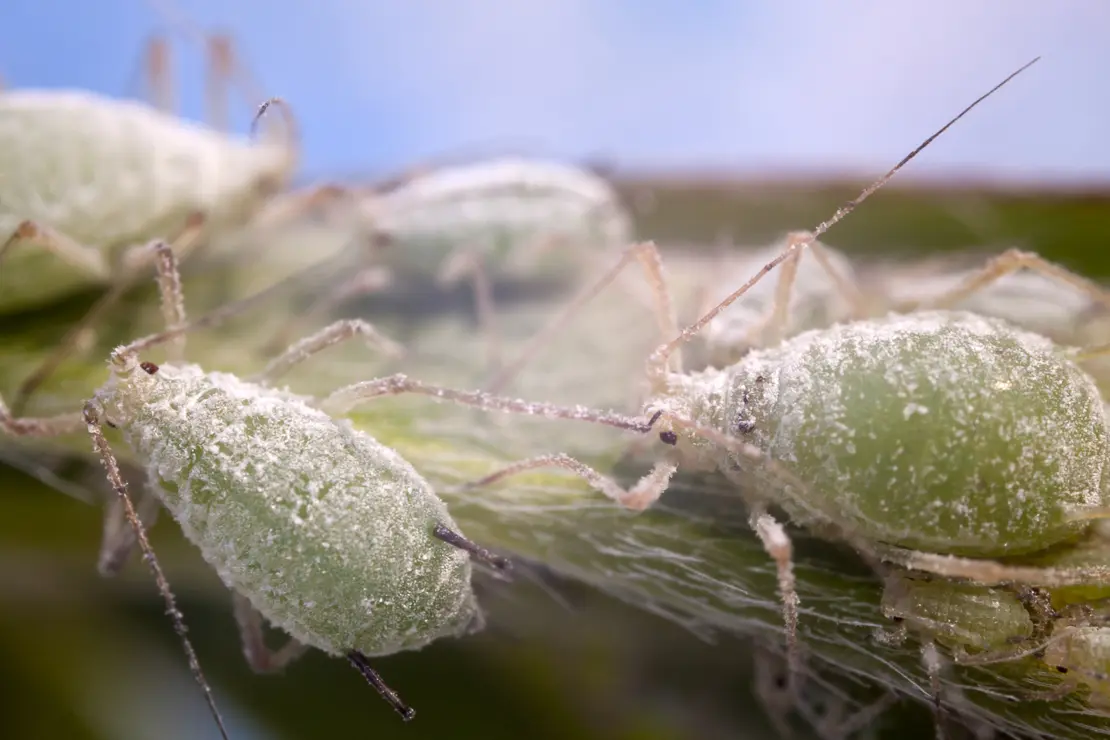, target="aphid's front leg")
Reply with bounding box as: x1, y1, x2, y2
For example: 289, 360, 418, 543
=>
231, 592, 310, 673
98, 485, 163, 576
913, 248, 1110, 314
749, 504, 801, 689
436, 245, 502, 372
0, 220, 110, 281
450, 452, 678, 511
253, 318, 404, 385
0, 393, 84, 437
10, 216, 206, 415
